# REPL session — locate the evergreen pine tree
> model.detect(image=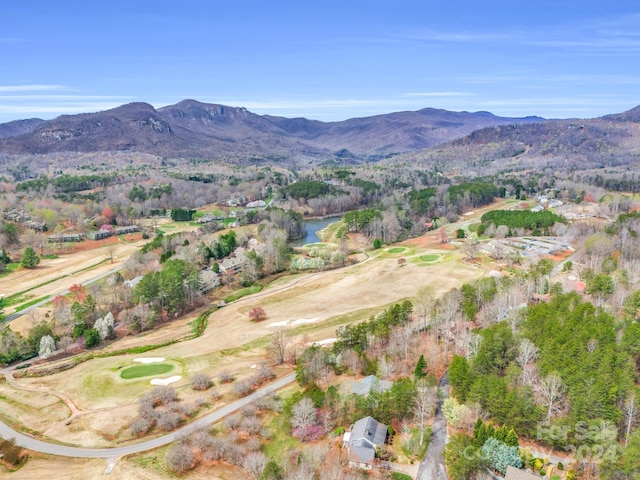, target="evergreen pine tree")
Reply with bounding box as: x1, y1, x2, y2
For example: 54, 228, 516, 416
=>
414, 354, 427, 379
495, 425, 508, 443
21, 246, 40, 269
473, 418, 486, 446
505, 428, 519, 447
